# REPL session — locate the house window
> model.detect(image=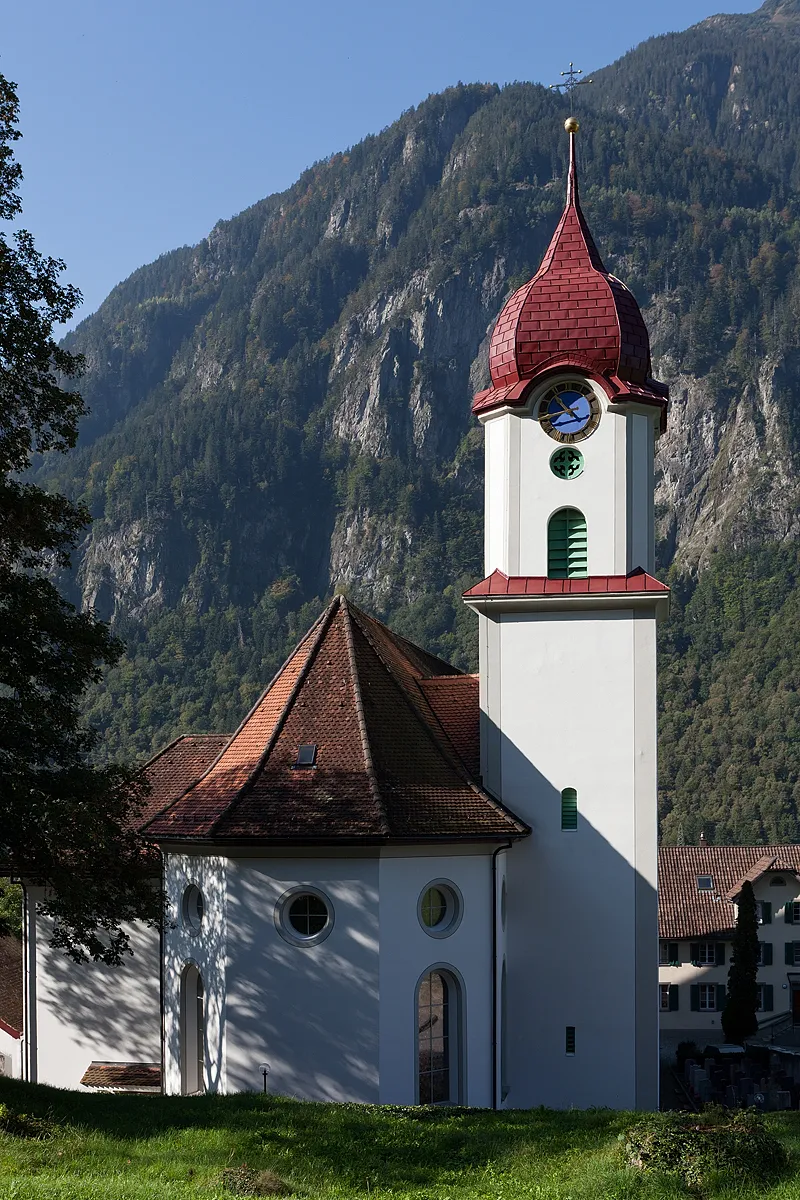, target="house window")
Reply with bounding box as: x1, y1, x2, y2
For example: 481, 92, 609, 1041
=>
547, 509, 587, 579
697, 876, 714, 892
756, 942, 773, 967
699, 984, 717, 1011
274, 887, 334, 947
659, 984, 671, 1011
293, 743, 317, 769
418, 881, 463, 939
792, 943, 800, 967
696, 943, 716, 965
789, 902, 800, 924
418, 969, 462, 1103
659, 941, 679, 966
755, 902, 772, 925
757, 984, 774, 1012
560, 788, 578, 831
